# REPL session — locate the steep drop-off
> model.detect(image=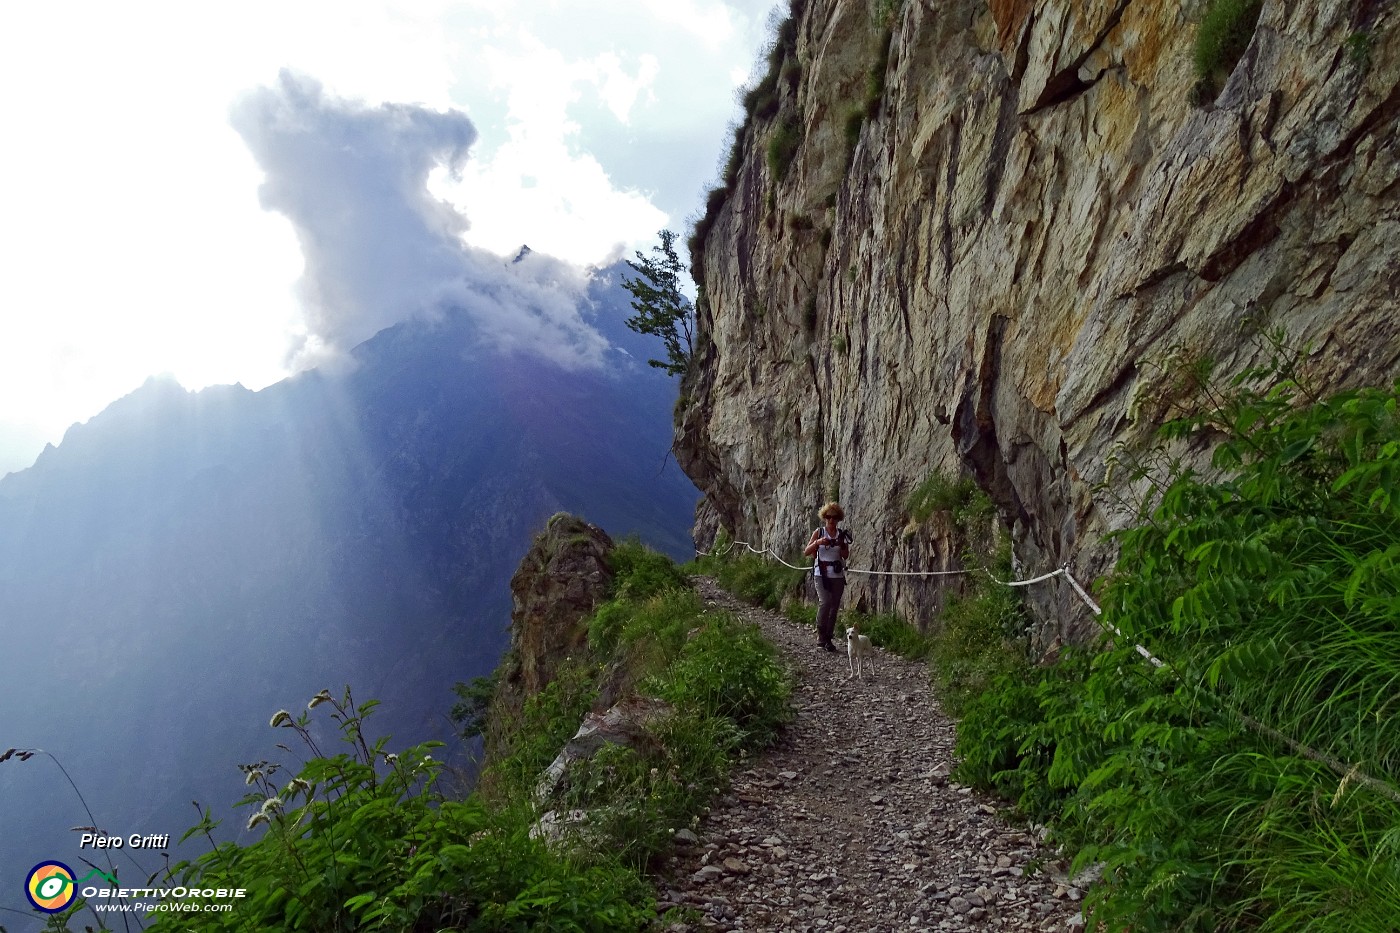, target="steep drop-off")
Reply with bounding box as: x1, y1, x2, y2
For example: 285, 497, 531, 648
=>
679, 0, 1399, 643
